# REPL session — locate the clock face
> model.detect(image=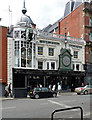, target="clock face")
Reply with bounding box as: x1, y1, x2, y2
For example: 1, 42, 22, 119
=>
62, 55, 71, 66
